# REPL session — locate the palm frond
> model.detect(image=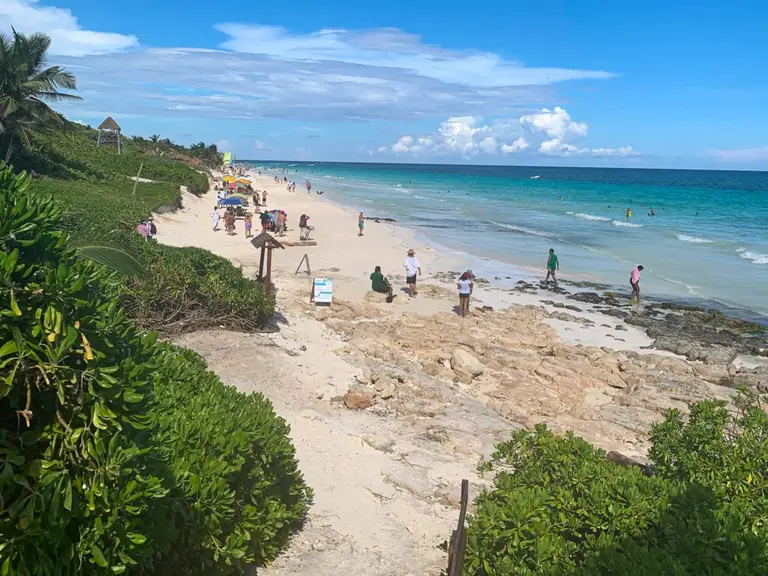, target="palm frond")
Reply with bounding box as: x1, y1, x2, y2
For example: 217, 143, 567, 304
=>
75, 246, 145, 277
